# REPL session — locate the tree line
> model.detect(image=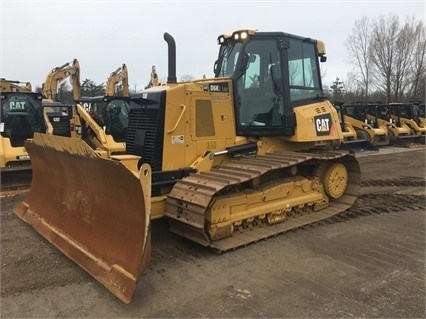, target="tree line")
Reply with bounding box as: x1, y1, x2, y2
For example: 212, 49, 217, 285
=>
42, 13, 424, 105
334, 14, 425, 103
